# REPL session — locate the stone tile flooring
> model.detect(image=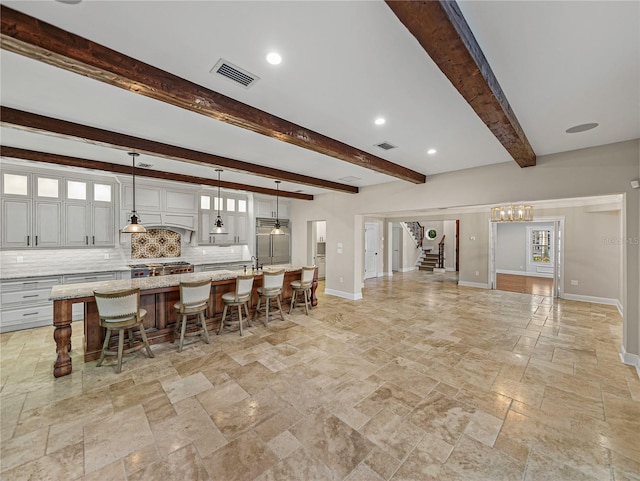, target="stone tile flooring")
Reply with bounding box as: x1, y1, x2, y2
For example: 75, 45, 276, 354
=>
1, 272, 639, 480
